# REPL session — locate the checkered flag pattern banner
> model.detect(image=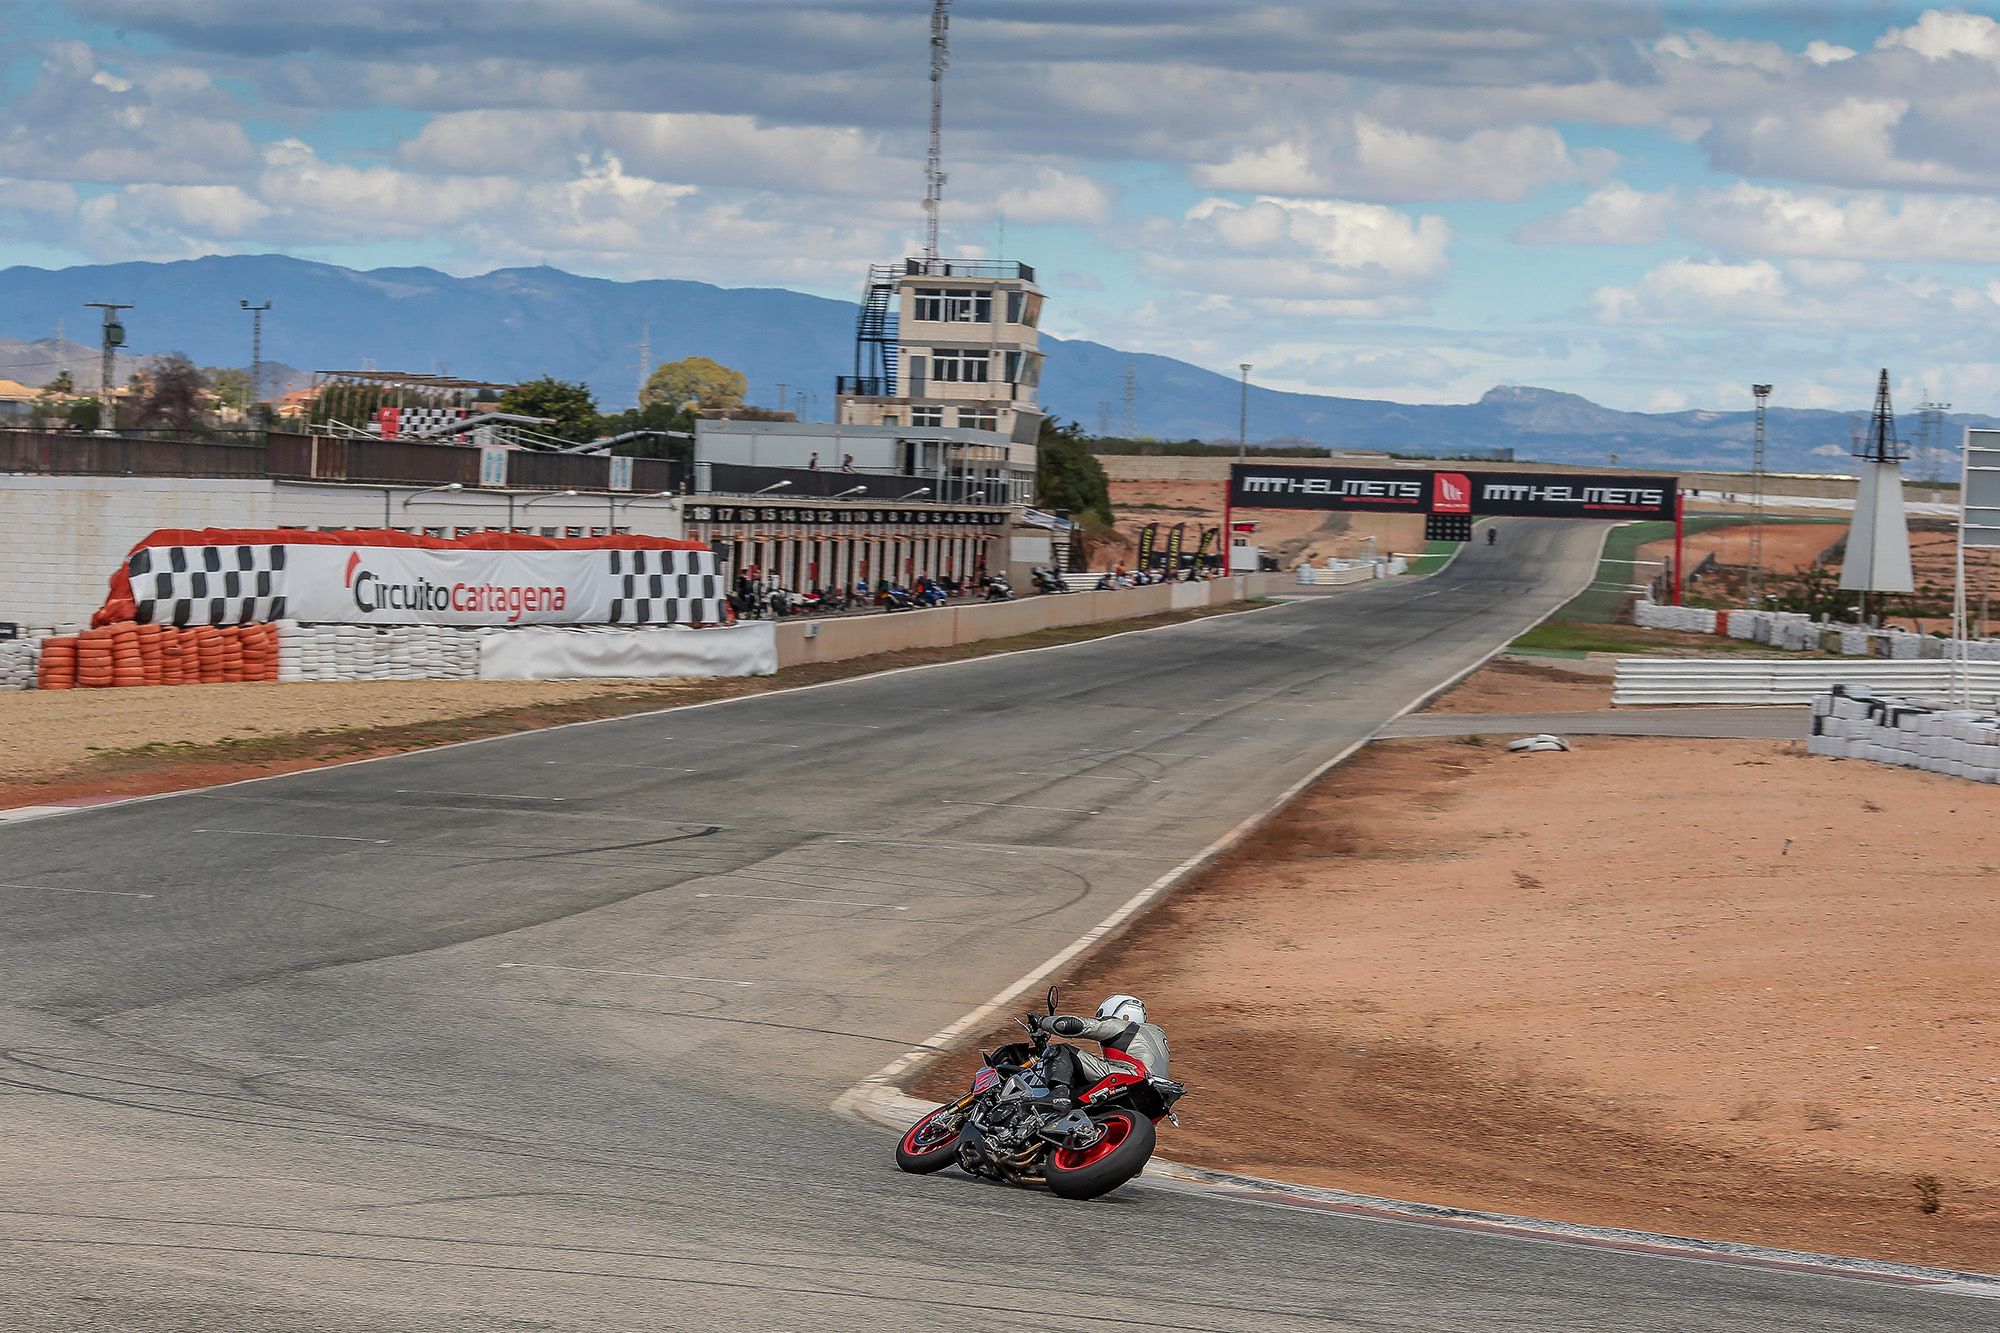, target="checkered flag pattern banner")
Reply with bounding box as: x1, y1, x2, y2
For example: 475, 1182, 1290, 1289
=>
128, 544, 287, 626
371, 406, 469, 439
606, 548, 726, 625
